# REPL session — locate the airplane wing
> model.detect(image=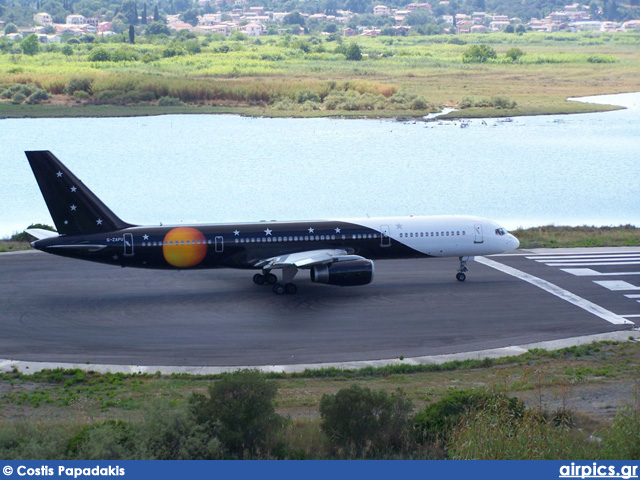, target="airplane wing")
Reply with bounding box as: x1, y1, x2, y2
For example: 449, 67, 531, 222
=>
255, 249, 360, 269
25, 228, 59, 240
